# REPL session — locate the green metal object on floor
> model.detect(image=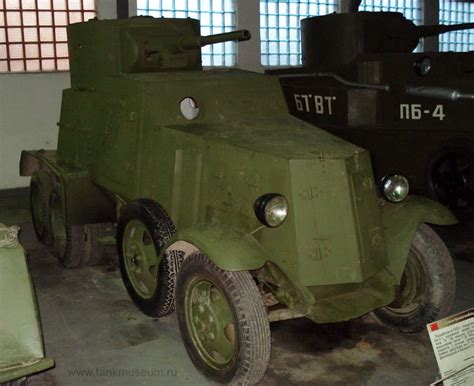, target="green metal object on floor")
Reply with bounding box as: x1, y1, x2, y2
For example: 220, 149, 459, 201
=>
0, 224, 54, 384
